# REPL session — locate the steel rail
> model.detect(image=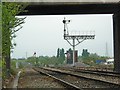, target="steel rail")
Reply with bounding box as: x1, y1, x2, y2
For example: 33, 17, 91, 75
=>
41, 67, 120, 88
58, 67, 120, 77
73, 69, 120, 77
56, 67, 120, 77
33, 68, 82, 90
